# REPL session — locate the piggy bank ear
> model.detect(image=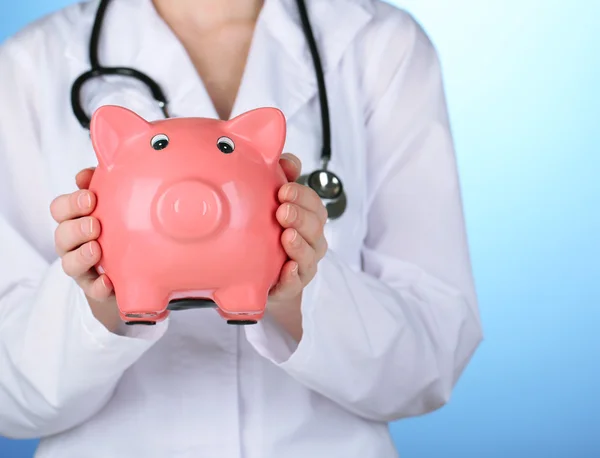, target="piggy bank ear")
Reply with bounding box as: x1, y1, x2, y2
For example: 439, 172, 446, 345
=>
226, 107, 286, 166
90, 105, 151, 169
